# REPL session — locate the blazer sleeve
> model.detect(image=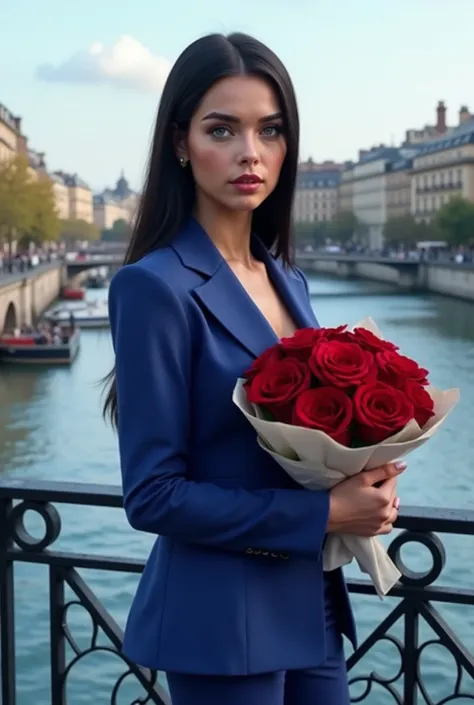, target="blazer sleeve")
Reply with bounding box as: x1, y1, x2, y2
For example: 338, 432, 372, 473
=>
109, 264, 330, 560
